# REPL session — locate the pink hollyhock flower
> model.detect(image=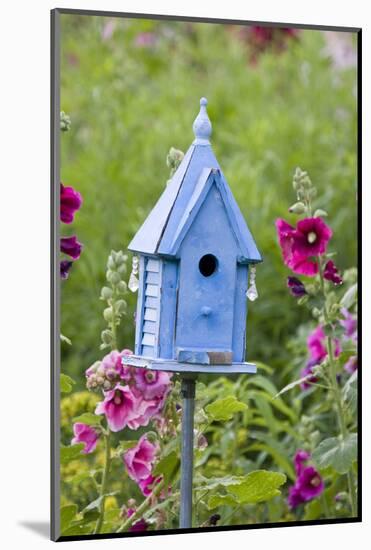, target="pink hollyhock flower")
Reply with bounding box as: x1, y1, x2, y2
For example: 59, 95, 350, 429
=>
138, 474, 161, 496
61, 235, 82, 260
323, 260, 343, 285
102, 349, 133, 381
307, 326, 341, 364
95, 385, 137, 432
295, 466, 324, 501
123, 435, 158, 482
127, 393, 165, 430
292, 218, 332, 257
60, 183, 82, 224
134, 369, 172, 400
340, 308, 357, 342
287, 451, 324, 509
127, 508, 148, 532
60, 260, 73, 279
276, 219, 318, 276
276, 218, 332, 276
71, 423, 99, 454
